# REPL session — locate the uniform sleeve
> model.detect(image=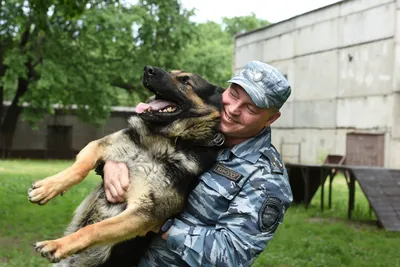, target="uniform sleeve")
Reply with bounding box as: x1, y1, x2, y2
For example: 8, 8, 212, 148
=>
165, 169, 292, 267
